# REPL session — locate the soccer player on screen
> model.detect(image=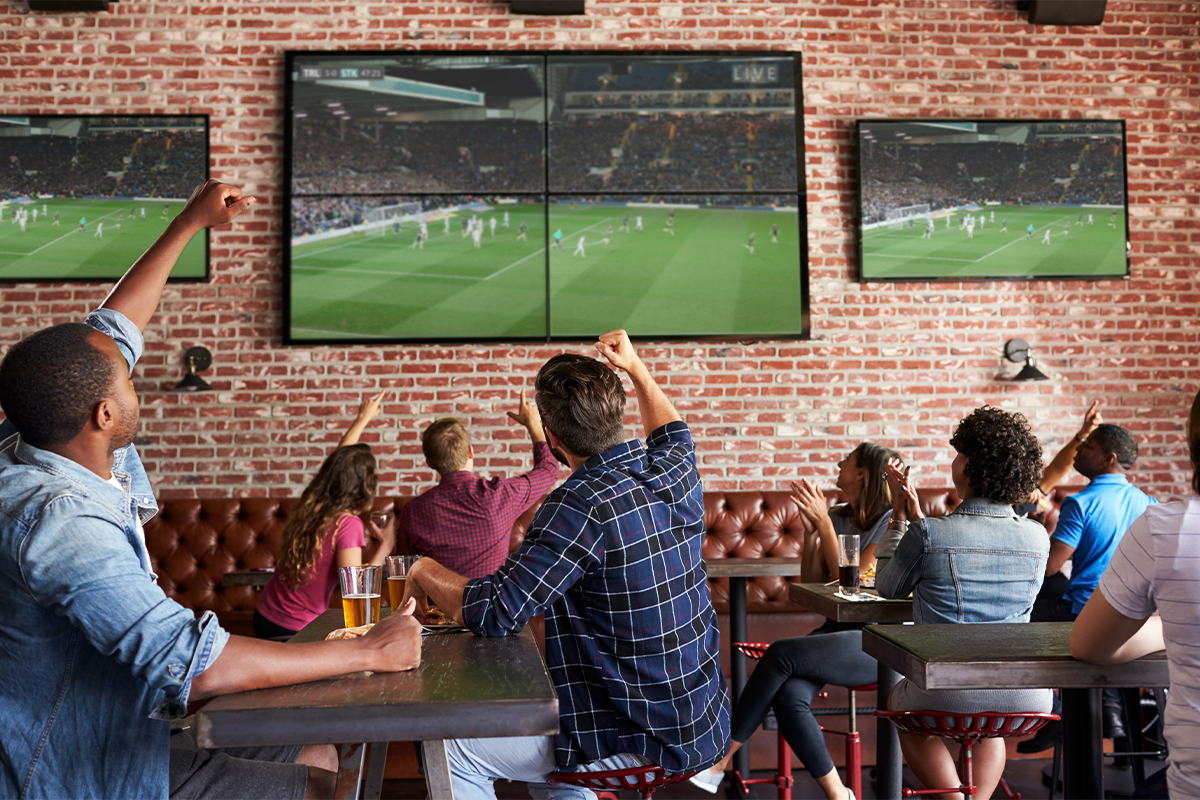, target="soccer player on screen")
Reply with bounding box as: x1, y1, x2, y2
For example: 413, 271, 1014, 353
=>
1109, 210, 1118, 228
1088, 213, 1094, 226
462, 217, 470, 238
621, 213, 630, 233
503, 211, 509, 228
664, 217, 675, 237
602, 224, 612, 246
1042, 228, 1052, 245
162, 203, 170, 221
1000, 218, 1008, 234
489, 217, 497, 236
517, 221, 528, 241
42, 203, 46, 216
772, 223, 779, 243
635, 215, 643, 231
1065, 220, 1070, 237
139, 207, 145, 219
573, 235, 586, 257
93, 222, 103, 239
412, 229, 425, 250
444, 215, 450, 234
553, 228, 564, 250
746, 232, 755, 255
18, 214, 25, 233
392, 218, 402, 238
472, 226, 483, 250
1026, 223, 1035, 240
31, 209, 37, 224
990, 210, 995, 223
923, 219, 934, 239
116, 213, 123, 231
52, 211, 60, 227
78, 217, 87, 233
